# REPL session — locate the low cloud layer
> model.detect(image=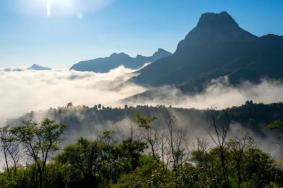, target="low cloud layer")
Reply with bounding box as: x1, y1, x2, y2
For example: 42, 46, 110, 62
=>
0, 66, 145, 123
126, 77, 283, 109
1, 67, 283, 124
